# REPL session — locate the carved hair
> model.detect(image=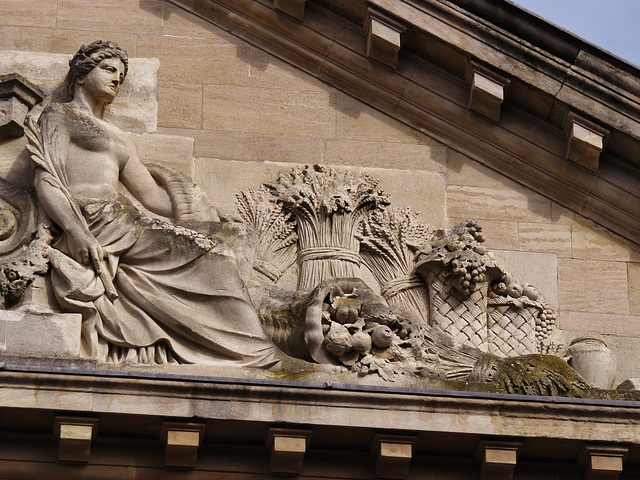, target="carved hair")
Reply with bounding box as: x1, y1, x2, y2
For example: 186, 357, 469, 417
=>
65, 40, 129, 98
